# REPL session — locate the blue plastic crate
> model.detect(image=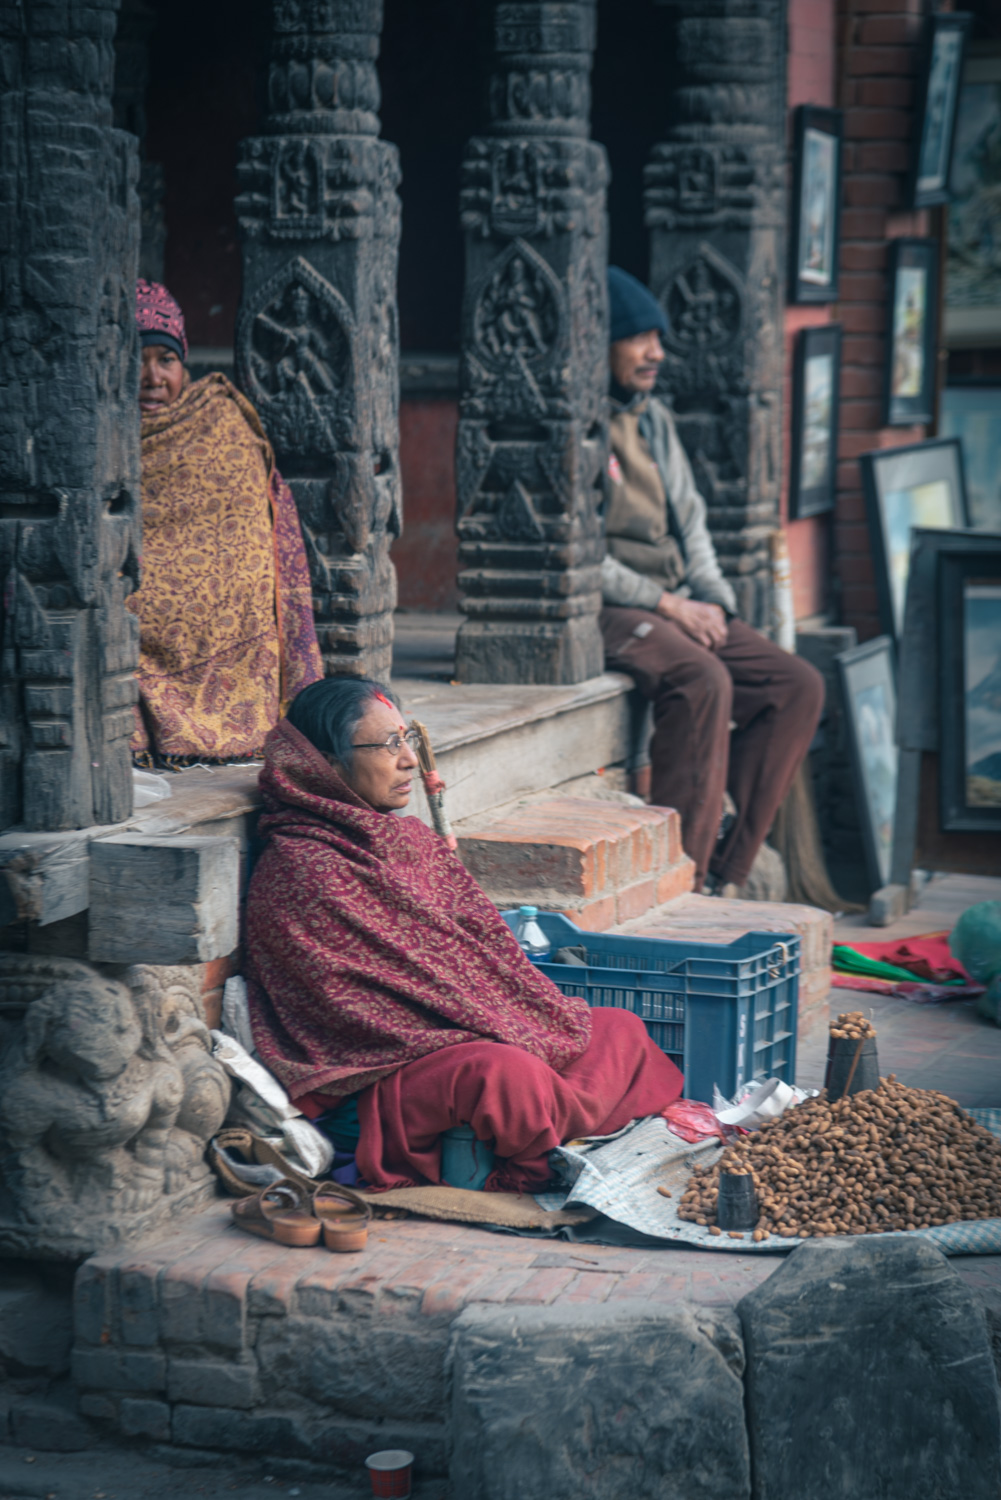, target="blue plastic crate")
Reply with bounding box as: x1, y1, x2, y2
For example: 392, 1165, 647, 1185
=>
502, 911, 800, 1103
